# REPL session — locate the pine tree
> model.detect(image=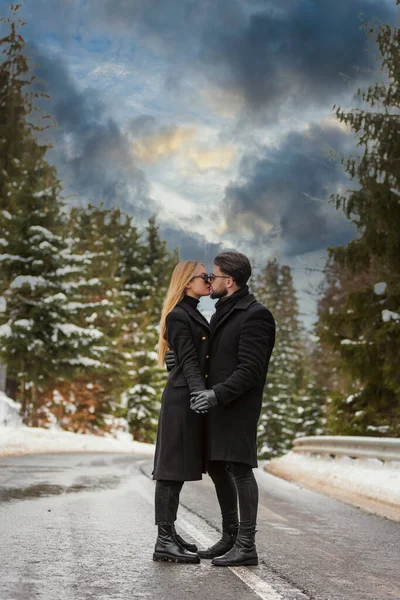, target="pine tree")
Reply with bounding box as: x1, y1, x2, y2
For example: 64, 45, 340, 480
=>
121, 216, 177, 442
39, 204, 131, 434
0, 6, 107, 425
318, 9, 400, 436
254, 259, 323, 458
